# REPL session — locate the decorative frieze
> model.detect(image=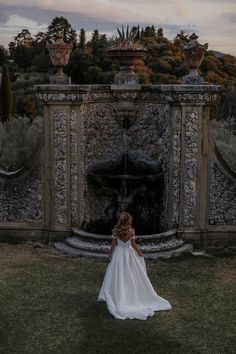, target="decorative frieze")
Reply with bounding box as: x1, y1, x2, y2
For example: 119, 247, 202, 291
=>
54, 109, 68, 225
183, 110, 199, 226
36, 85, 220, 105
70, 109, 78, 224
172, 107, 182, 225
